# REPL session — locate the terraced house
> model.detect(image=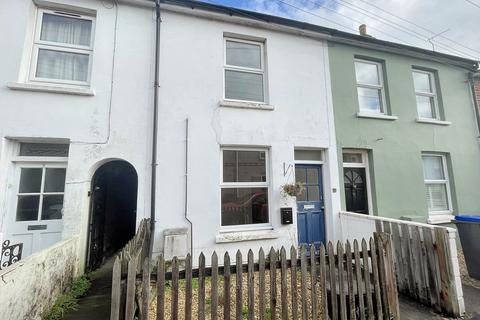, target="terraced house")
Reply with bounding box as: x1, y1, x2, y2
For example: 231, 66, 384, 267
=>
329, 37, 480, 225
0, 0, 478, 275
